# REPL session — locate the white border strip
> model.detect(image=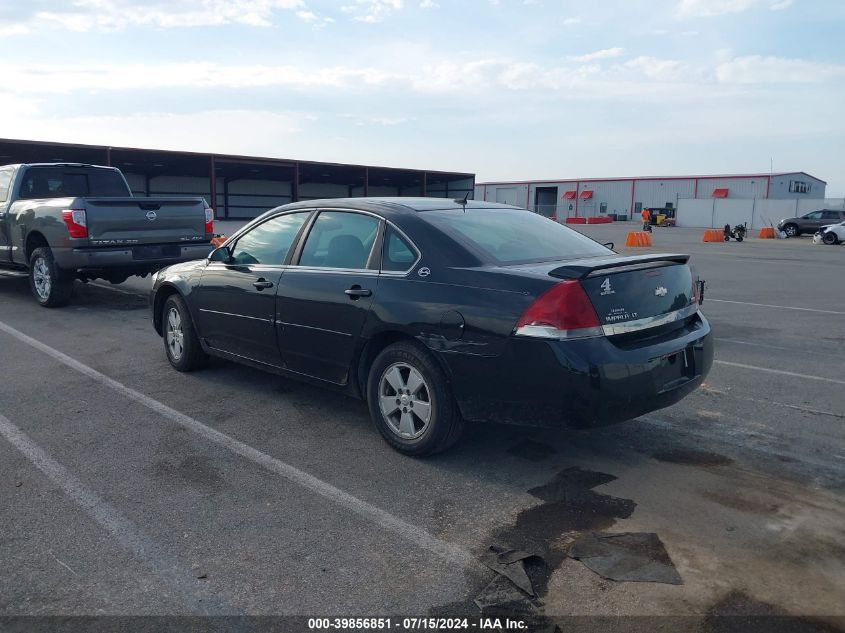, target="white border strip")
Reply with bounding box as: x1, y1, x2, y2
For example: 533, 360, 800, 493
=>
714, 360, 845, 386
708, 298, 845, 316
